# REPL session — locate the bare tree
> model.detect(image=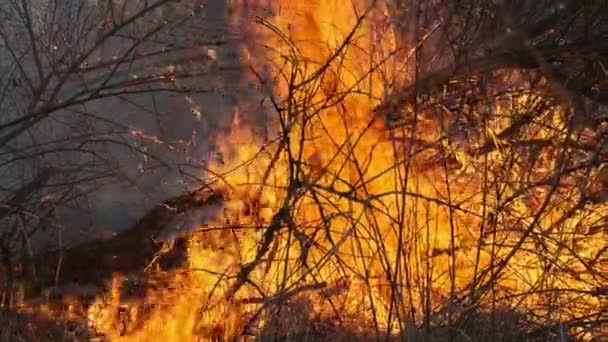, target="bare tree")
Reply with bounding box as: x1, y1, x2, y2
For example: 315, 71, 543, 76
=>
0, 0, 247, 303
